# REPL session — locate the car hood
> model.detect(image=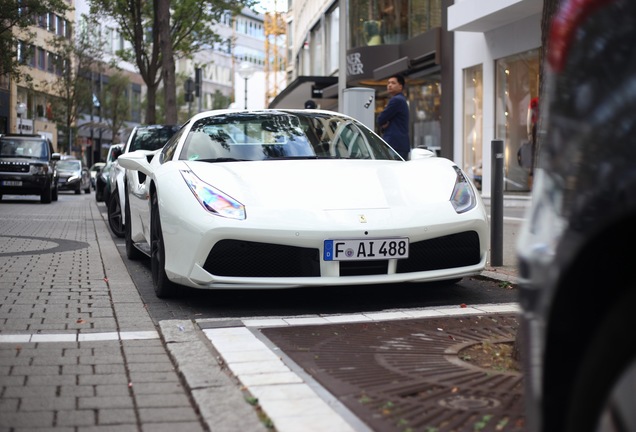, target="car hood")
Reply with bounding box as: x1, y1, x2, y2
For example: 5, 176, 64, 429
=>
182, 159, 458, 210
57, 169, 81, 175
